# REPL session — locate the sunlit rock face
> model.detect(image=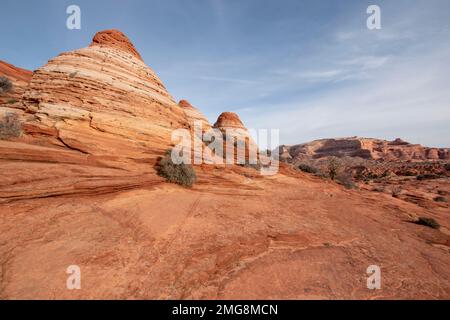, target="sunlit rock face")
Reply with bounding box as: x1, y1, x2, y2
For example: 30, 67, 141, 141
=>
1, 29, 192, 201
